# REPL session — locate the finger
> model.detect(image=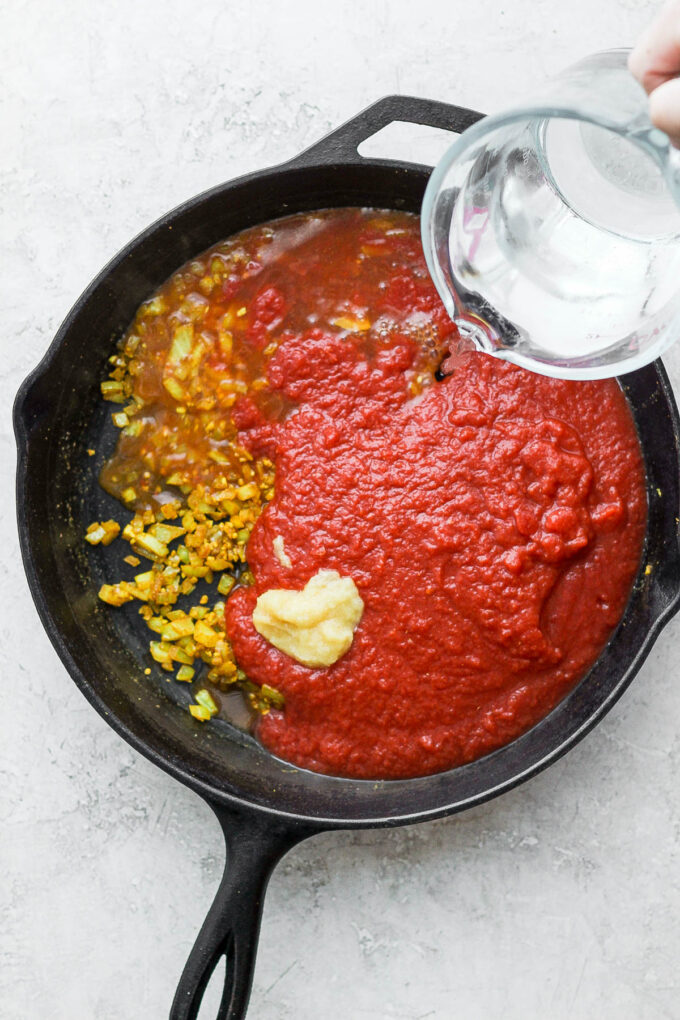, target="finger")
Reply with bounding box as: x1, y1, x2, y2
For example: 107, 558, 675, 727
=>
628, 0, 680, 93
649, 75, 680, 145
